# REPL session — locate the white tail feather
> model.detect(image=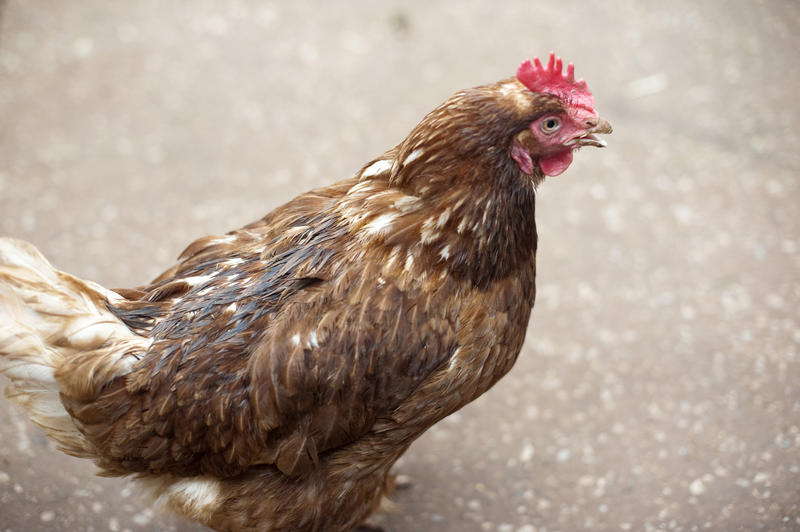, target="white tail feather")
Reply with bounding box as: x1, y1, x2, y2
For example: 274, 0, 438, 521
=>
0, 238, 146, 458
